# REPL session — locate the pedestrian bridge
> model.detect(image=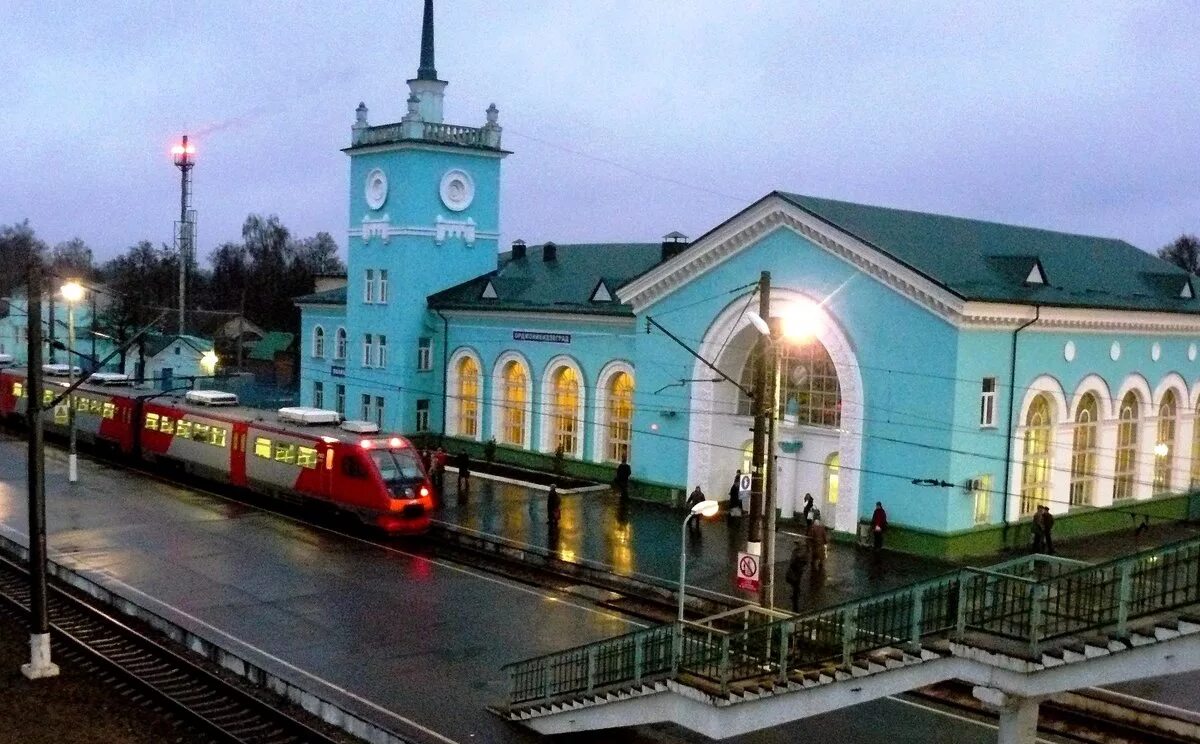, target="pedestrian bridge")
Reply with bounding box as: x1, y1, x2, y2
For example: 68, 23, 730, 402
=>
498, 536, 1200, 743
